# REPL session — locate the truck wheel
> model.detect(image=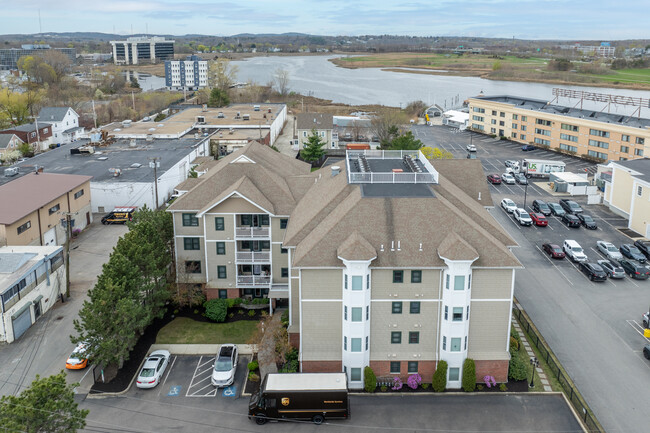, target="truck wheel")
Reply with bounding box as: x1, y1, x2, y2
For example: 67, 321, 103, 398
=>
254, 415, 267, 425
312, 415, 324, 425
